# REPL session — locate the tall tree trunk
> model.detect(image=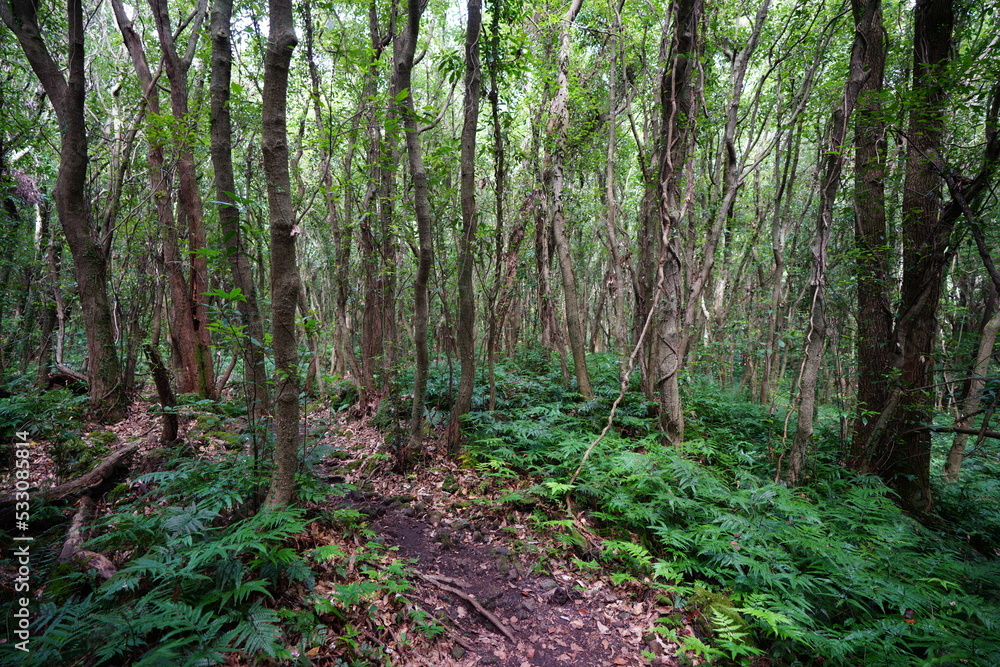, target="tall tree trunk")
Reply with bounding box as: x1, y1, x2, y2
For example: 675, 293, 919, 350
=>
544, 0, 593, 400
859, 0, 954, 513
262, 0, 300, 507
448, 0, 483, 448
2, 0, 125, 420
396, 0, 434, 467
112, 0, 202, 399
211, 0, 269, 420
644, 0, 702, 442
303, 0, 357, 383
849, 0, 891, 467
358, 0, 398, 408
787, 0, 879, 483
148, 0, 216, 399
604, 0, 627, 361
485, 5, 507, 411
